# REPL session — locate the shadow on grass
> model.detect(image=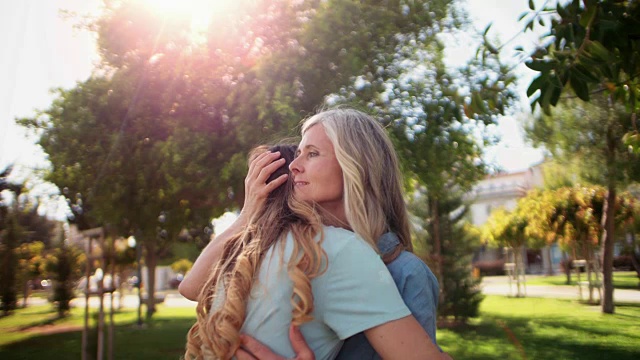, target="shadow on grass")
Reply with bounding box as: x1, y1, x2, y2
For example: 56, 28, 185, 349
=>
442, 309, 640, 360
0, 317, 195, 360
498, 317, 639, 360
16, 314, 67, 331
17, 308, 58, 316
